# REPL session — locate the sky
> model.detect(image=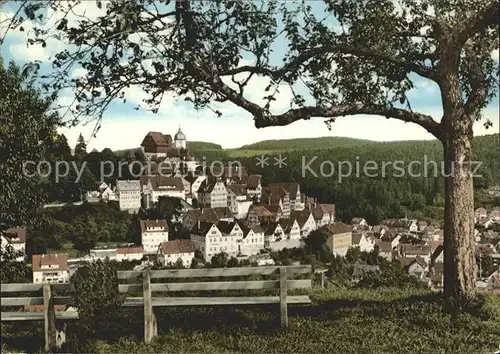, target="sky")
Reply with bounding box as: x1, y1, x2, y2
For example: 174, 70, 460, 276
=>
1, 1, 499, 151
